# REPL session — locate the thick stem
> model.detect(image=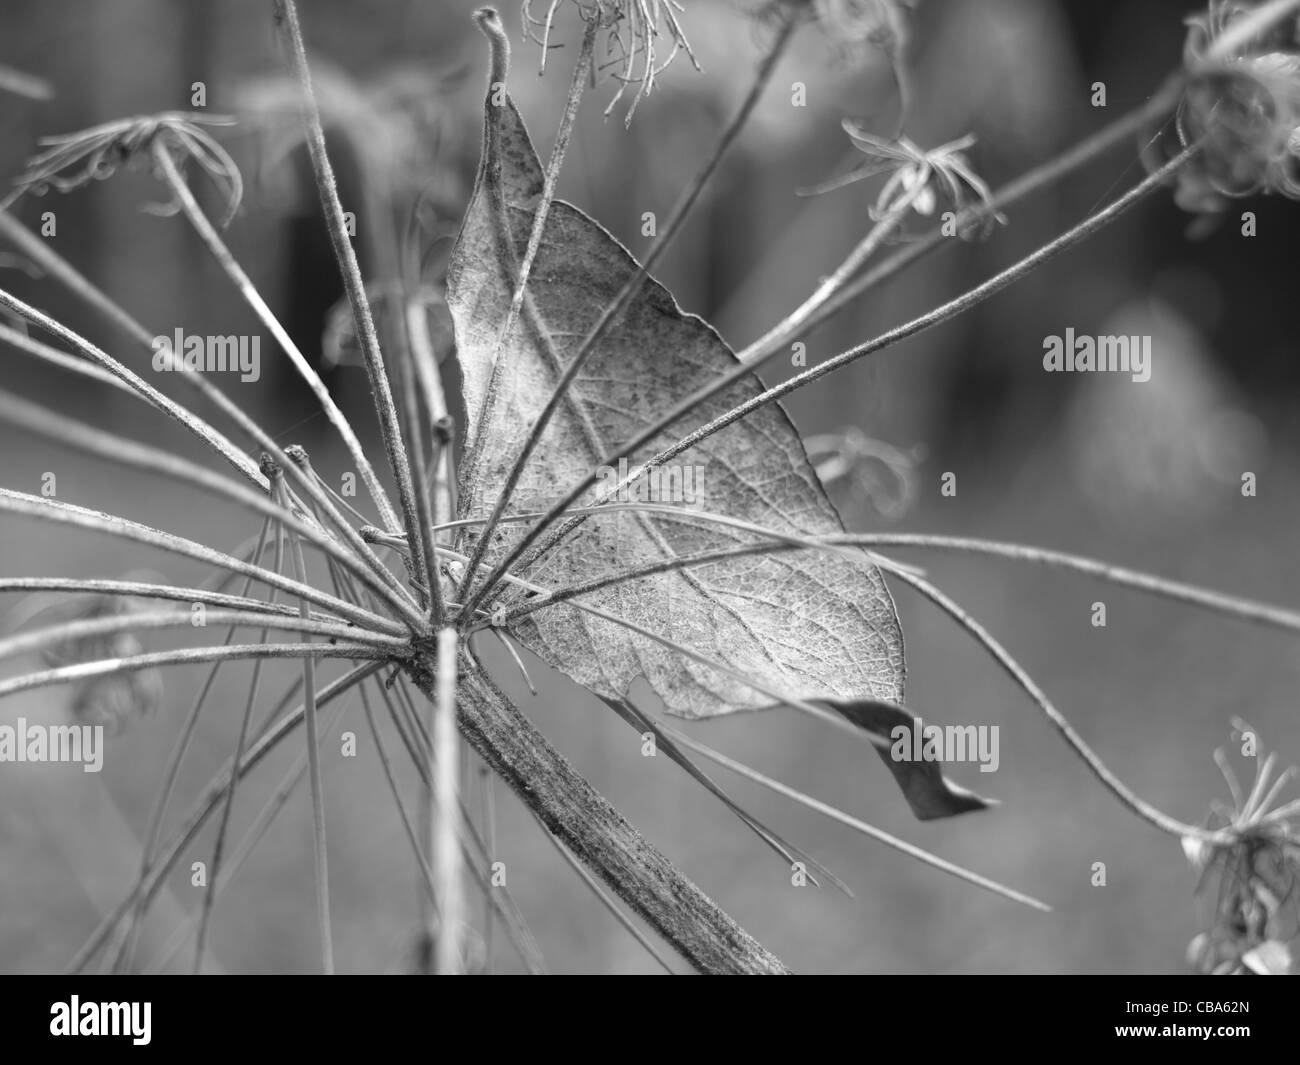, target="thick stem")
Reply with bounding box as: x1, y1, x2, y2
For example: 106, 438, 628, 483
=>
430, 667, 789, 975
